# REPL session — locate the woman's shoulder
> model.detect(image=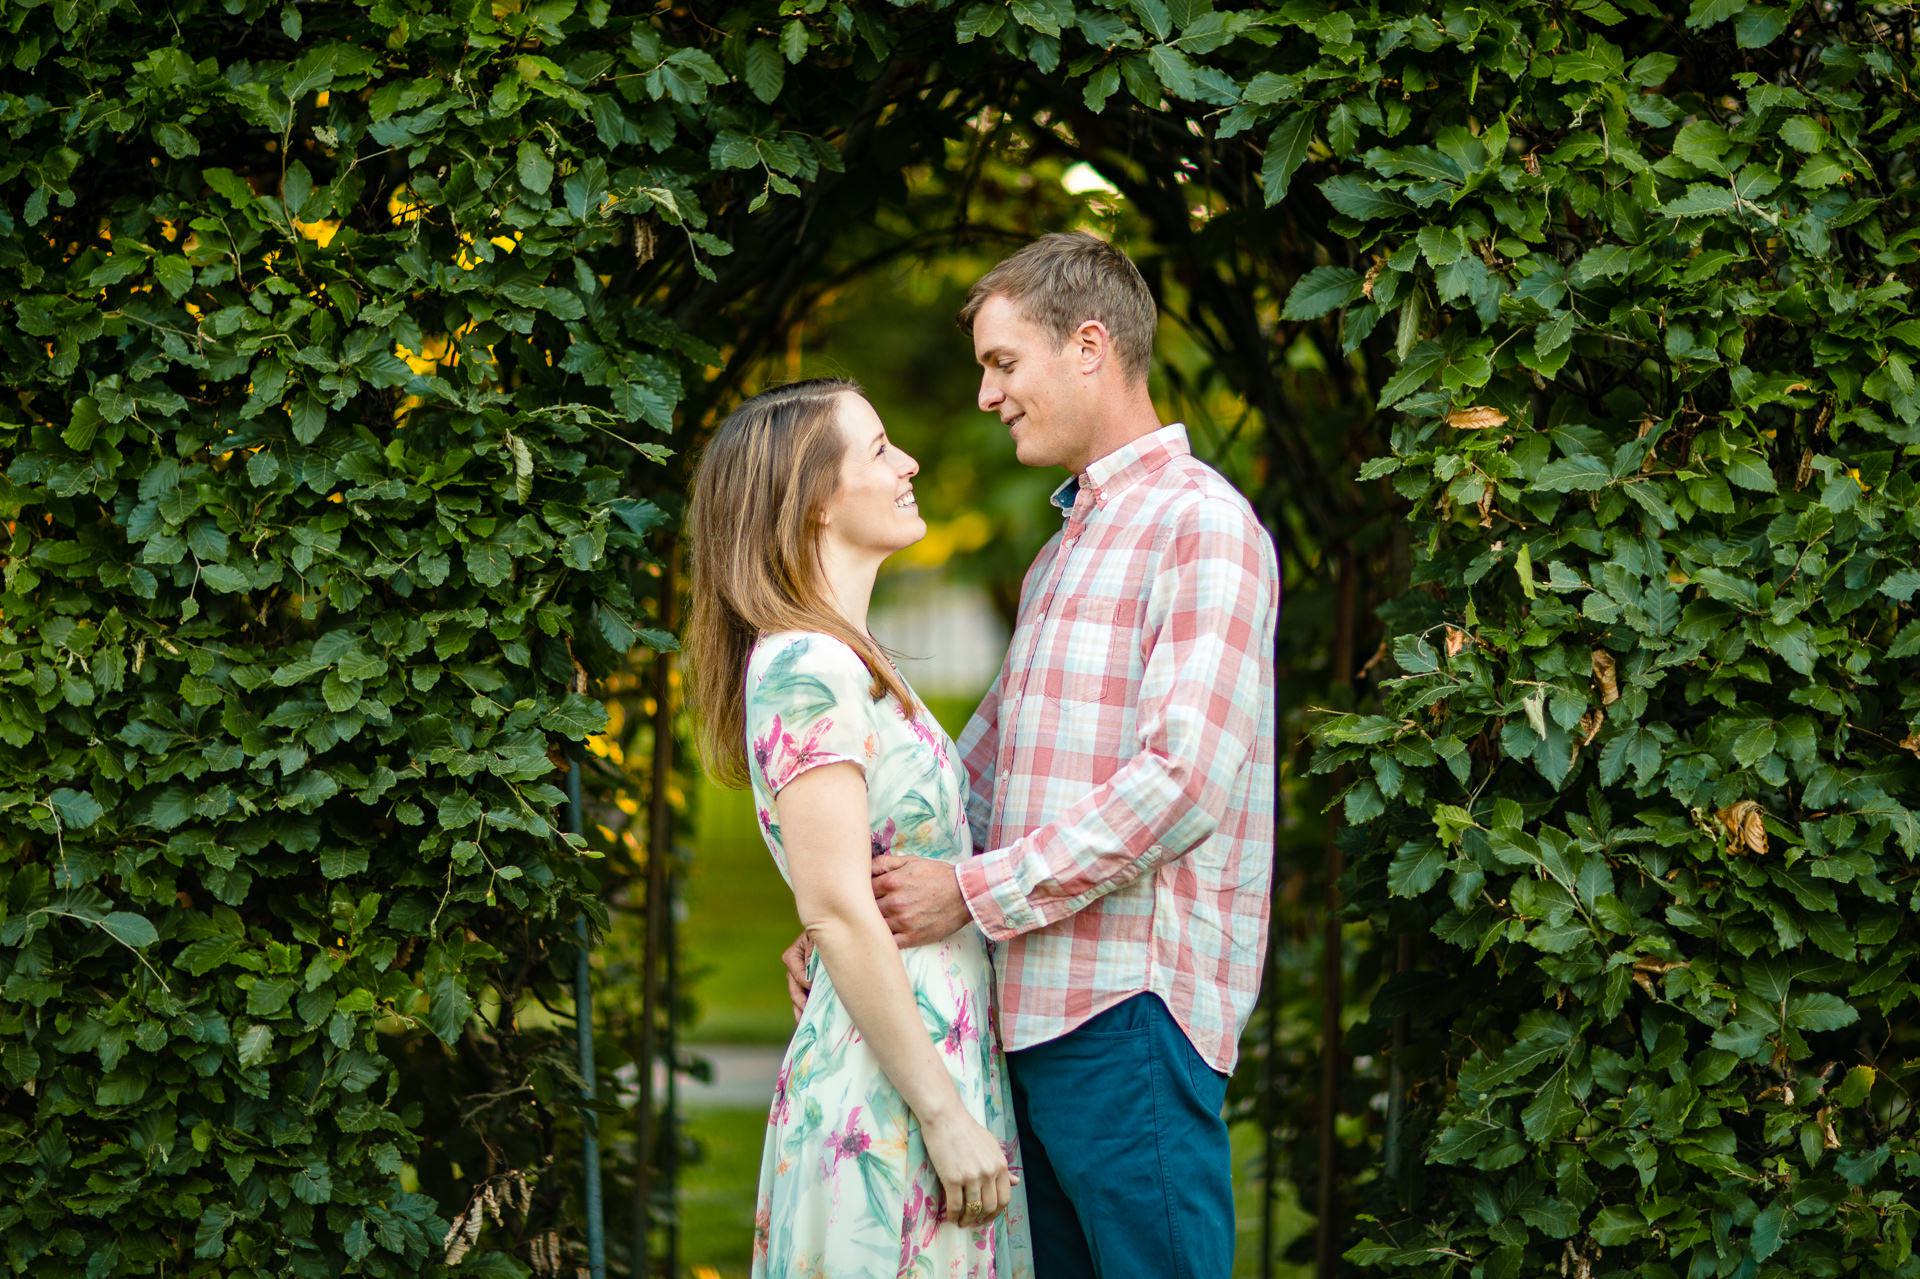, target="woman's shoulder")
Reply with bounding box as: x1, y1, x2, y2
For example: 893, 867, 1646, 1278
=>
747, 629, 873, 692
